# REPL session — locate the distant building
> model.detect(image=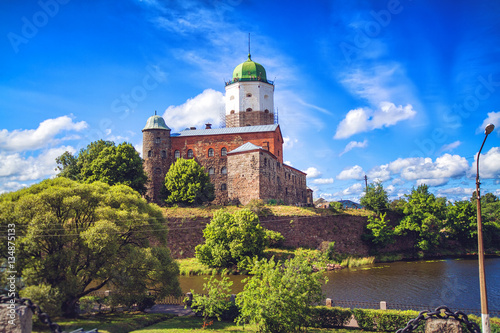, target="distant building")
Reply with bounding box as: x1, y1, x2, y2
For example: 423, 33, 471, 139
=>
142, 53, 312, 205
